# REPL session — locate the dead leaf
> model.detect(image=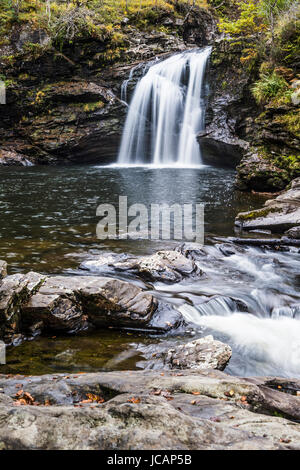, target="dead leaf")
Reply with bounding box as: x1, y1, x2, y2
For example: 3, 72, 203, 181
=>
280, 438, 291, 443
128, 397, 141, 404
86, 393, 105, 404
14, 390, 35, 405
